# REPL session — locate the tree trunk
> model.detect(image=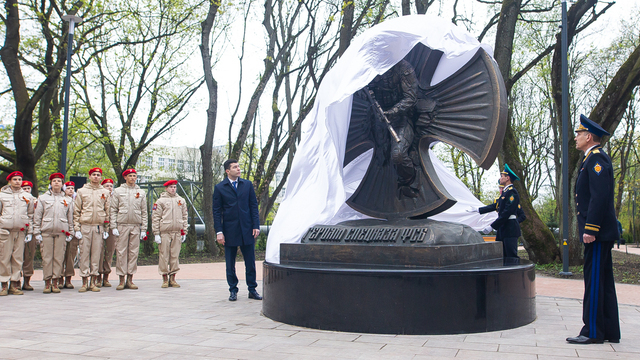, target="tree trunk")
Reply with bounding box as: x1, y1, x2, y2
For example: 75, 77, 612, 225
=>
199, 0, 220, 256
551, 0, 609, 265
339, 0, 354, 57
401, 0, 410, 16
493, 0, 560, 263
415, 0, 434, 14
